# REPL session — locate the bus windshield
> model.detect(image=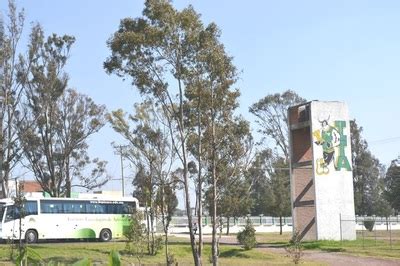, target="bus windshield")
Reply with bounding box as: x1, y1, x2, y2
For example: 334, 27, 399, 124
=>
0, 206, 5, 223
